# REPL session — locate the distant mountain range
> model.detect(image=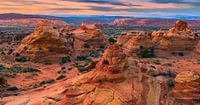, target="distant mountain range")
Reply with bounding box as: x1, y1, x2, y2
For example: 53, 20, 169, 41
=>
1, 13, 200, 27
